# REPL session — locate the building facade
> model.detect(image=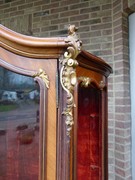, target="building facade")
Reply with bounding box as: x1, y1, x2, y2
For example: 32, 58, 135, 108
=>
0, 0, 135, 179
